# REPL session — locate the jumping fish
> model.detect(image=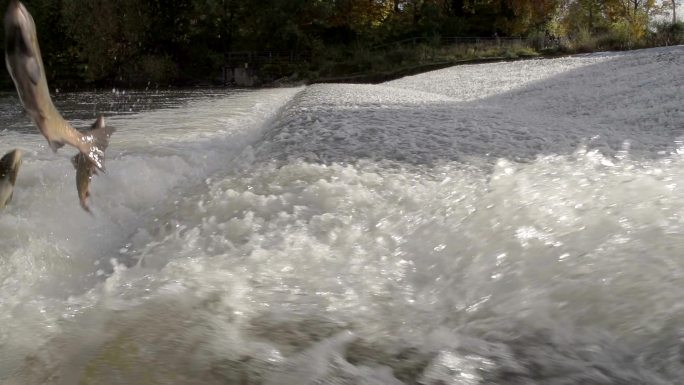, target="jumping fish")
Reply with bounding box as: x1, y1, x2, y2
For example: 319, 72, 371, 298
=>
0, 149, 22, 209
71, 116, 114, 213
4, 0, 110, 170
